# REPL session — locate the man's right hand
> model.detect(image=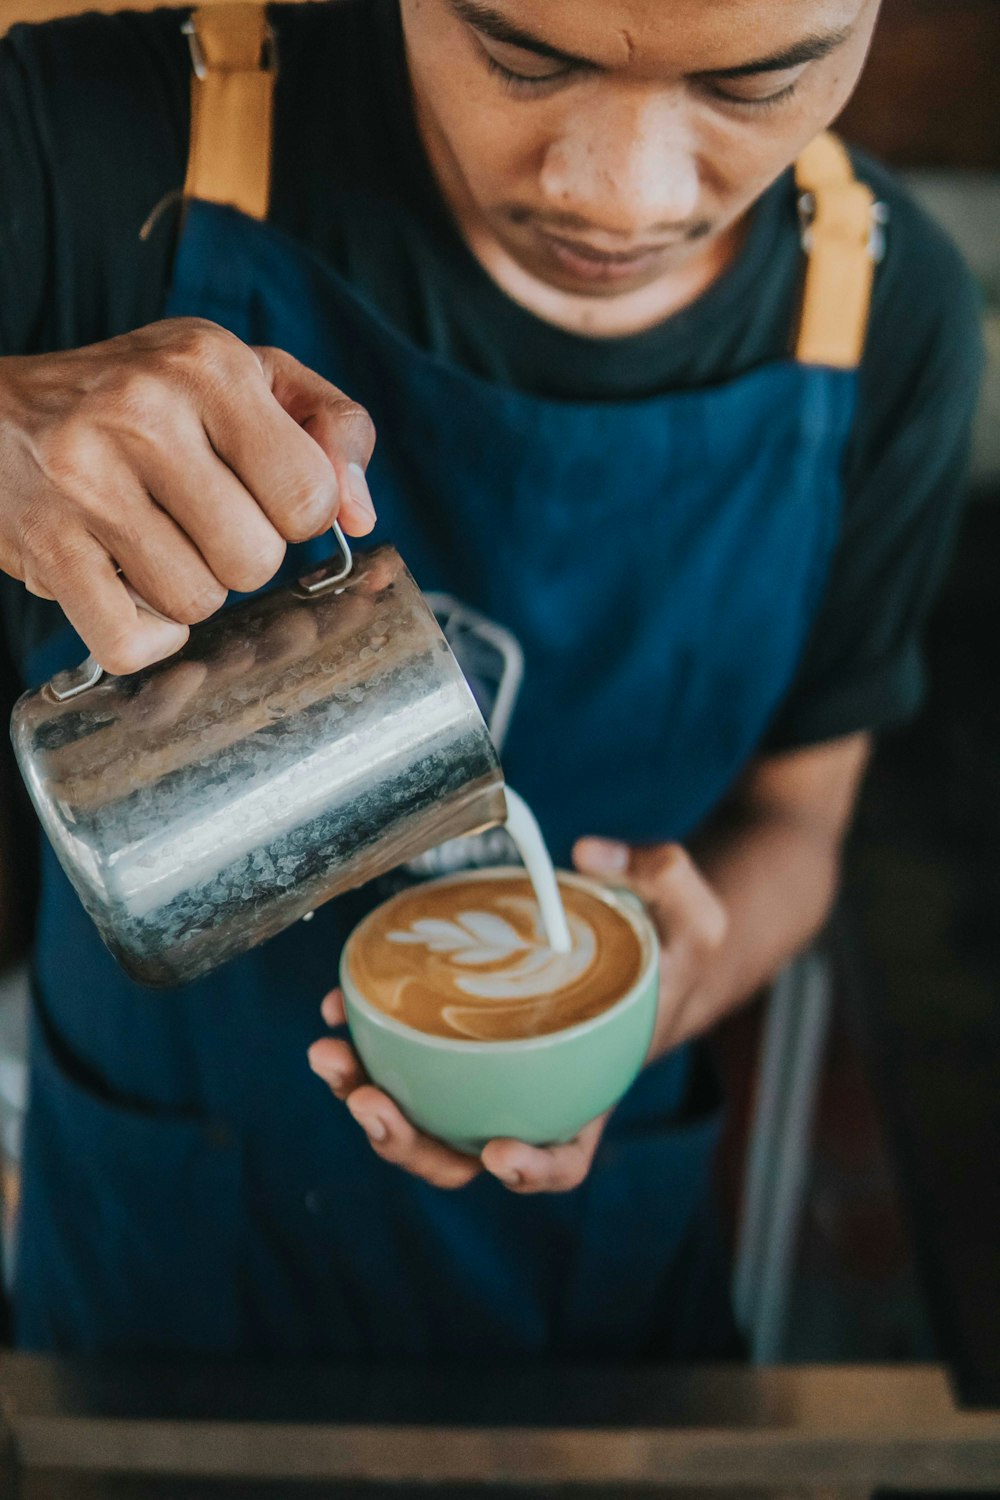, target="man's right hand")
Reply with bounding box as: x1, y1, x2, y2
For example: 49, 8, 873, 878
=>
0, 318, 377, 674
